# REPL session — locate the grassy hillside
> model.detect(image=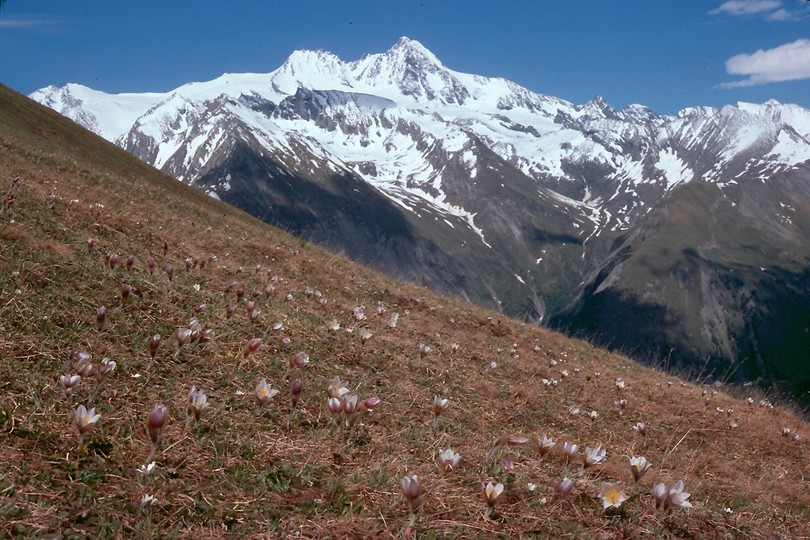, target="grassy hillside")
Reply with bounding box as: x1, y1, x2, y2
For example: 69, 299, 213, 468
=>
1, 83, 808, 538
